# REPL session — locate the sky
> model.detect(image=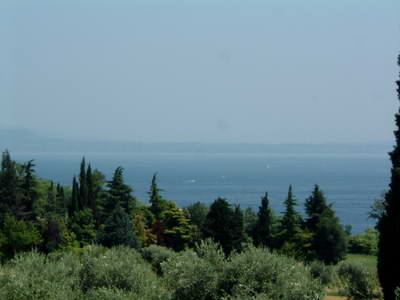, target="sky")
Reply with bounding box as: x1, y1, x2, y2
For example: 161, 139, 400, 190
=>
1, 0, 400, 144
